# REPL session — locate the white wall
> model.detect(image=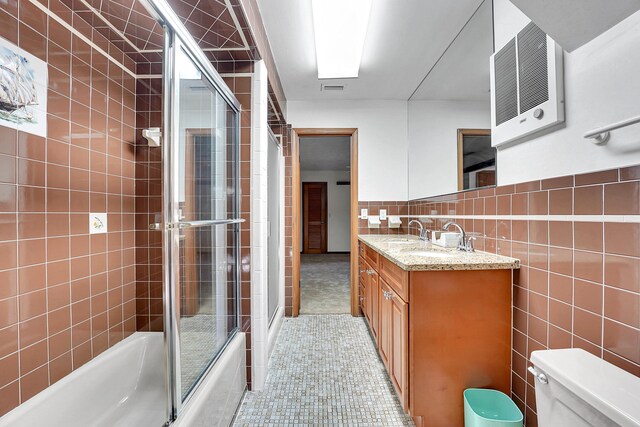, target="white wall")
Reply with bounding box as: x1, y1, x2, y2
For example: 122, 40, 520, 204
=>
250, 62, 268, 391
287, 100, 409, 201
300, 170, 351, 252
494, 0, 640, 184
407, 100, 490, 200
